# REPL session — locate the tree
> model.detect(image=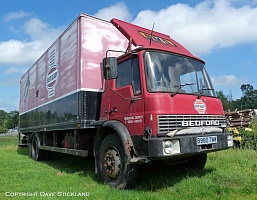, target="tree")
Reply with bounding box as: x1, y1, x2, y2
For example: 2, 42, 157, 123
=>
240, 84, 257, 109
3, 111, 19, 130
216, 91, 232, 111
0, 110, 8, 134
216, 84, 257, 111
0, 126, 8, 134
0, 110, 8, 127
